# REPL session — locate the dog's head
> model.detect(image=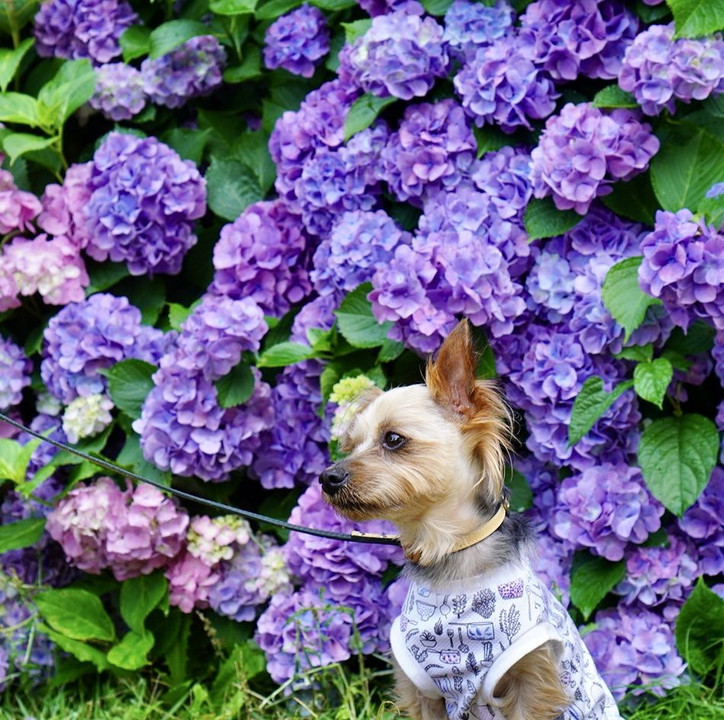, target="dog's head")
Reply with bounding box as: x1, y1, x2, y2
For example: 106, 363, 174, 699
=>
319, 320, 512, 530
